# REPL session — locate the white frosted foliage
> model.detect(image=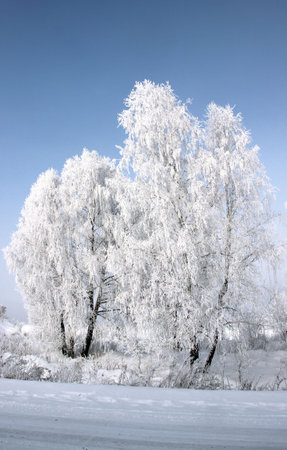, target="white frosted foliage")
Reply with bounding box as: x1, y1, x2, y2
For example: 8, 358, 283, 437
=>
4, 81, 278, 367
4, 150, 121, 357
